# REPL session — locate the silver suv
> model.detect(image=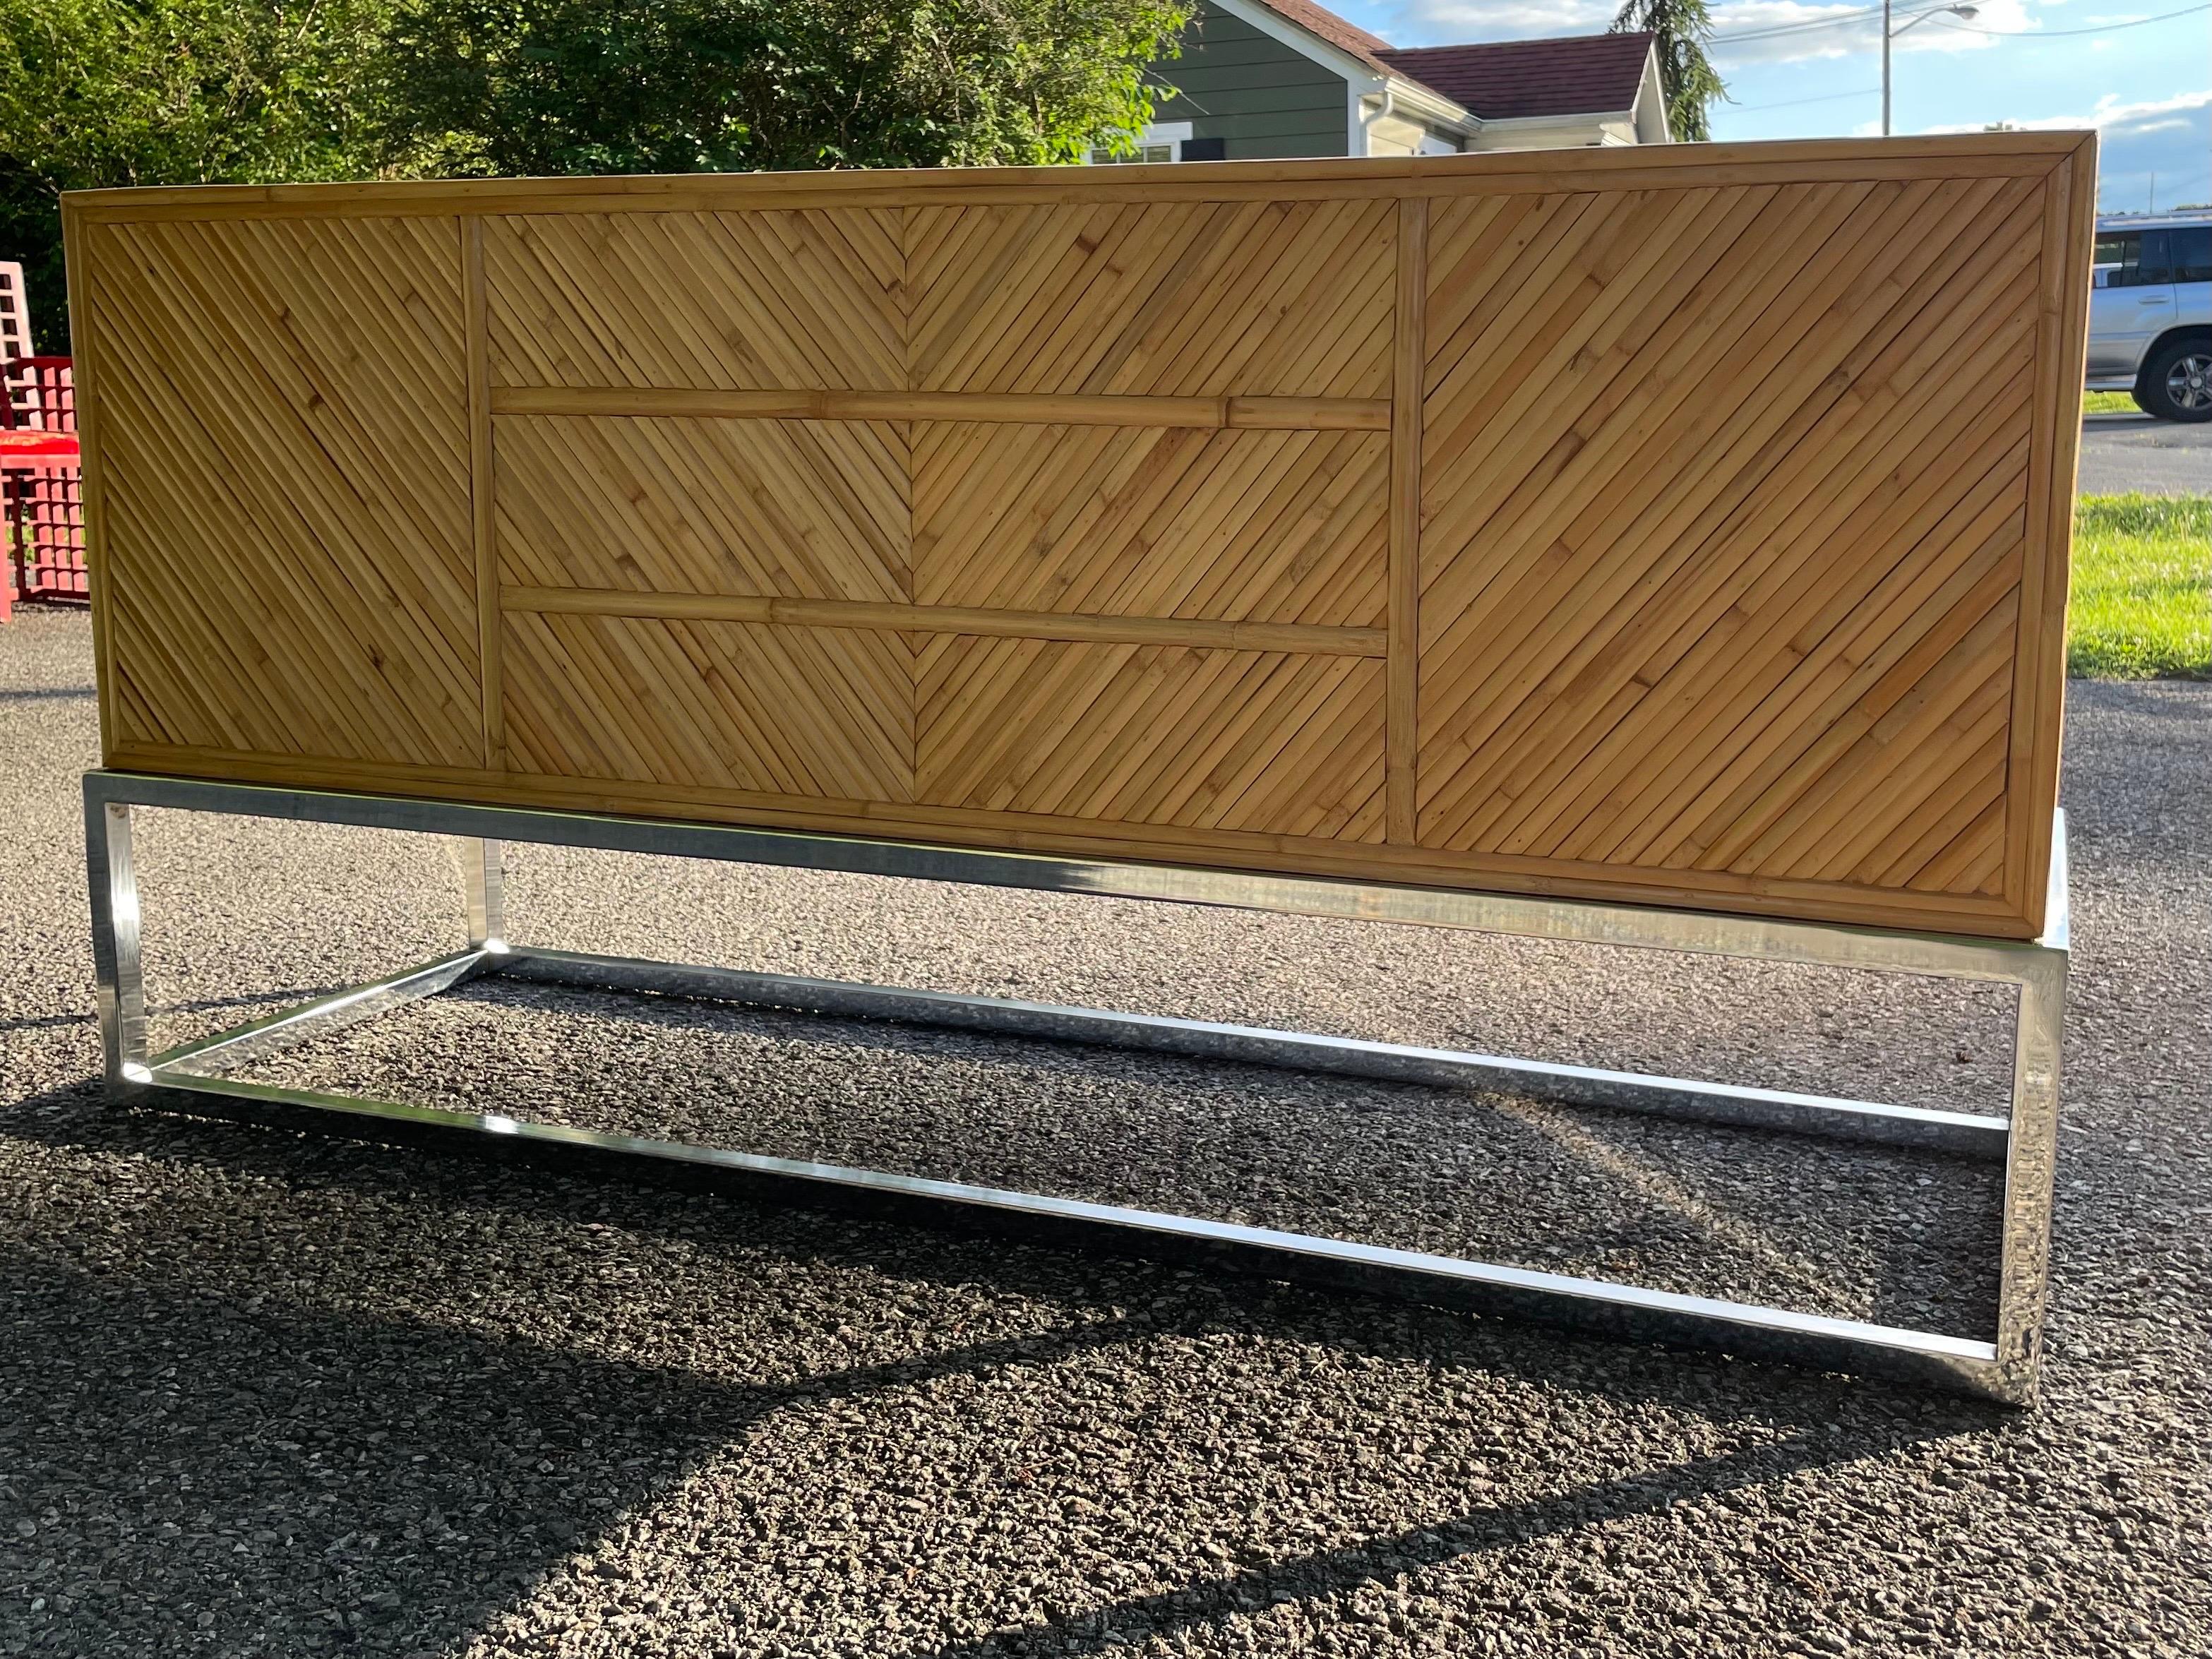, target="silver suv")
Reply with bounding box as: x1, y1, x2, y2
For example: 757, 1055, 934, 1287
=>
2088, 212, 2212, 422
